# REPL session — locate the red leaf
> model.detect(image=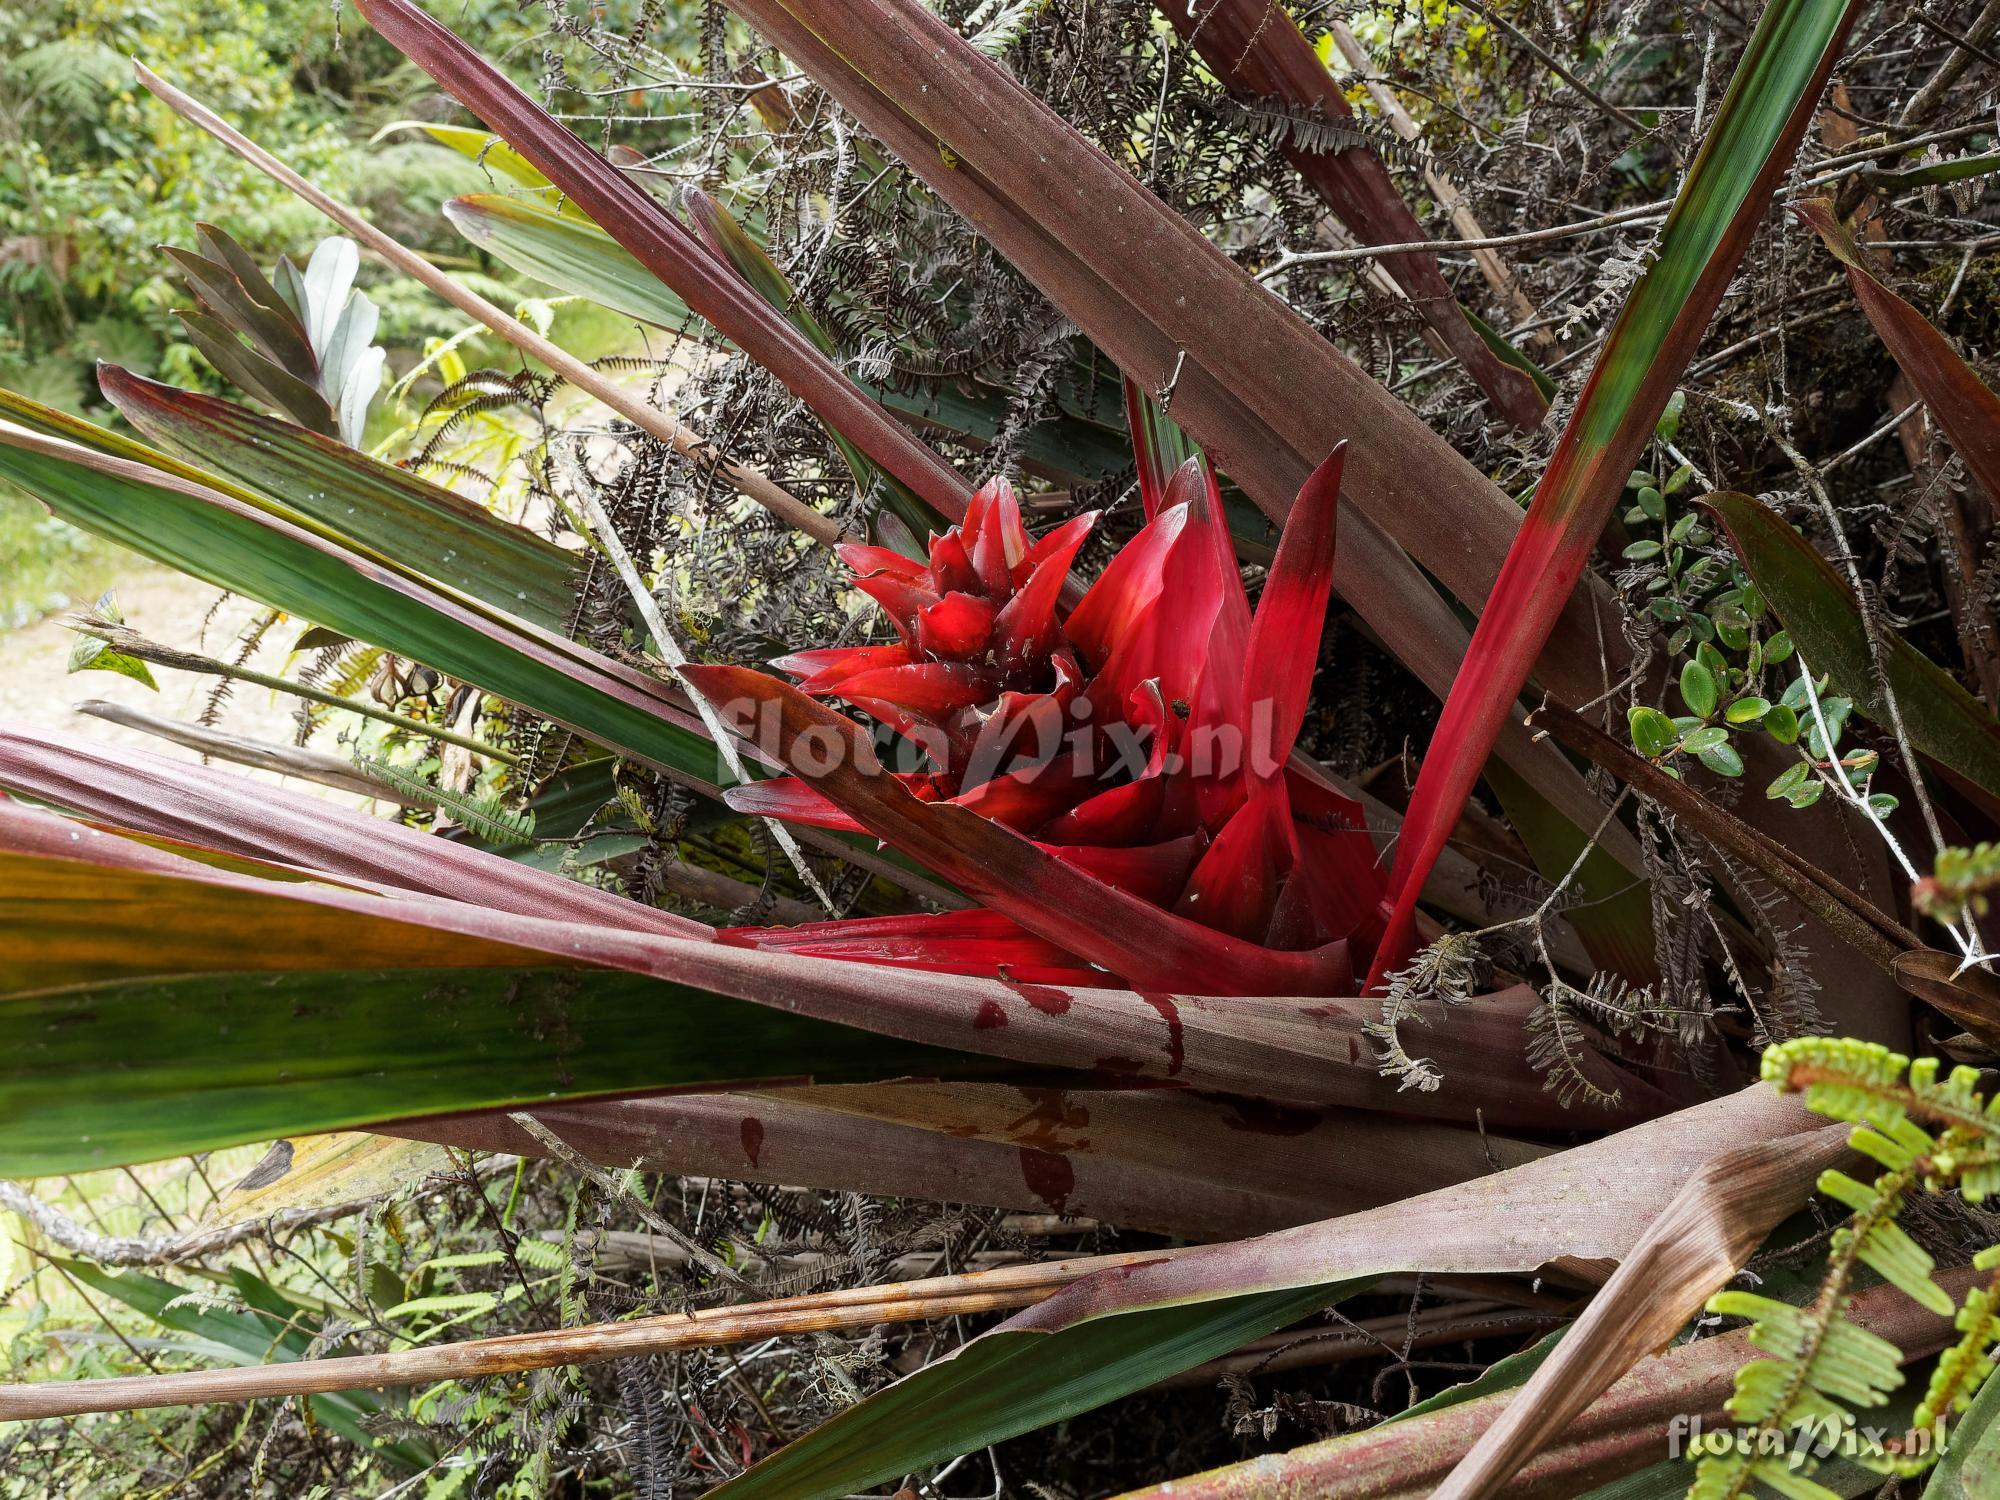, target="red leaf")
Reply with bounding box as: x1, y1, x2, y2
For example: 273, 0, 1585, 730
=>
917, 591, 998, 659
1063, 492, 1191, 670
679, 663, 1354, 995
1039, 834, 1205, 906
1366, 3, 1863, 989
993, 512, 1097, 671
1239, 445, 1344, 782
721, 907, 1101, 987
772, 644, 915, 689
1174, 784, 1296, 944
1799, 197, 2000, 519
834, 662, 992, 718
723, 776, 865, 832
